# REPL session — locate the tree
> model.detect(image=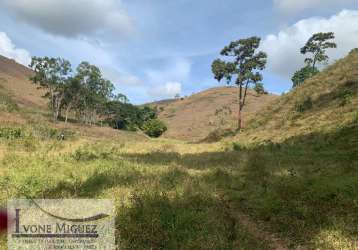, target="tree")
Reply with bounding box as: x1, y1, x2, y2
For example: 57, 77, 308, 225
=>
29, 57, 72, 122
141, 119, 167, 138
253, 82, 267, 95
62, 77, 83, 123
212, 37, 267, 130
112, 93, 129, 104
75, 62, 114, 125
291, 32, 336, 88
301, 32, 337, 71
291, 65, 319, 88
